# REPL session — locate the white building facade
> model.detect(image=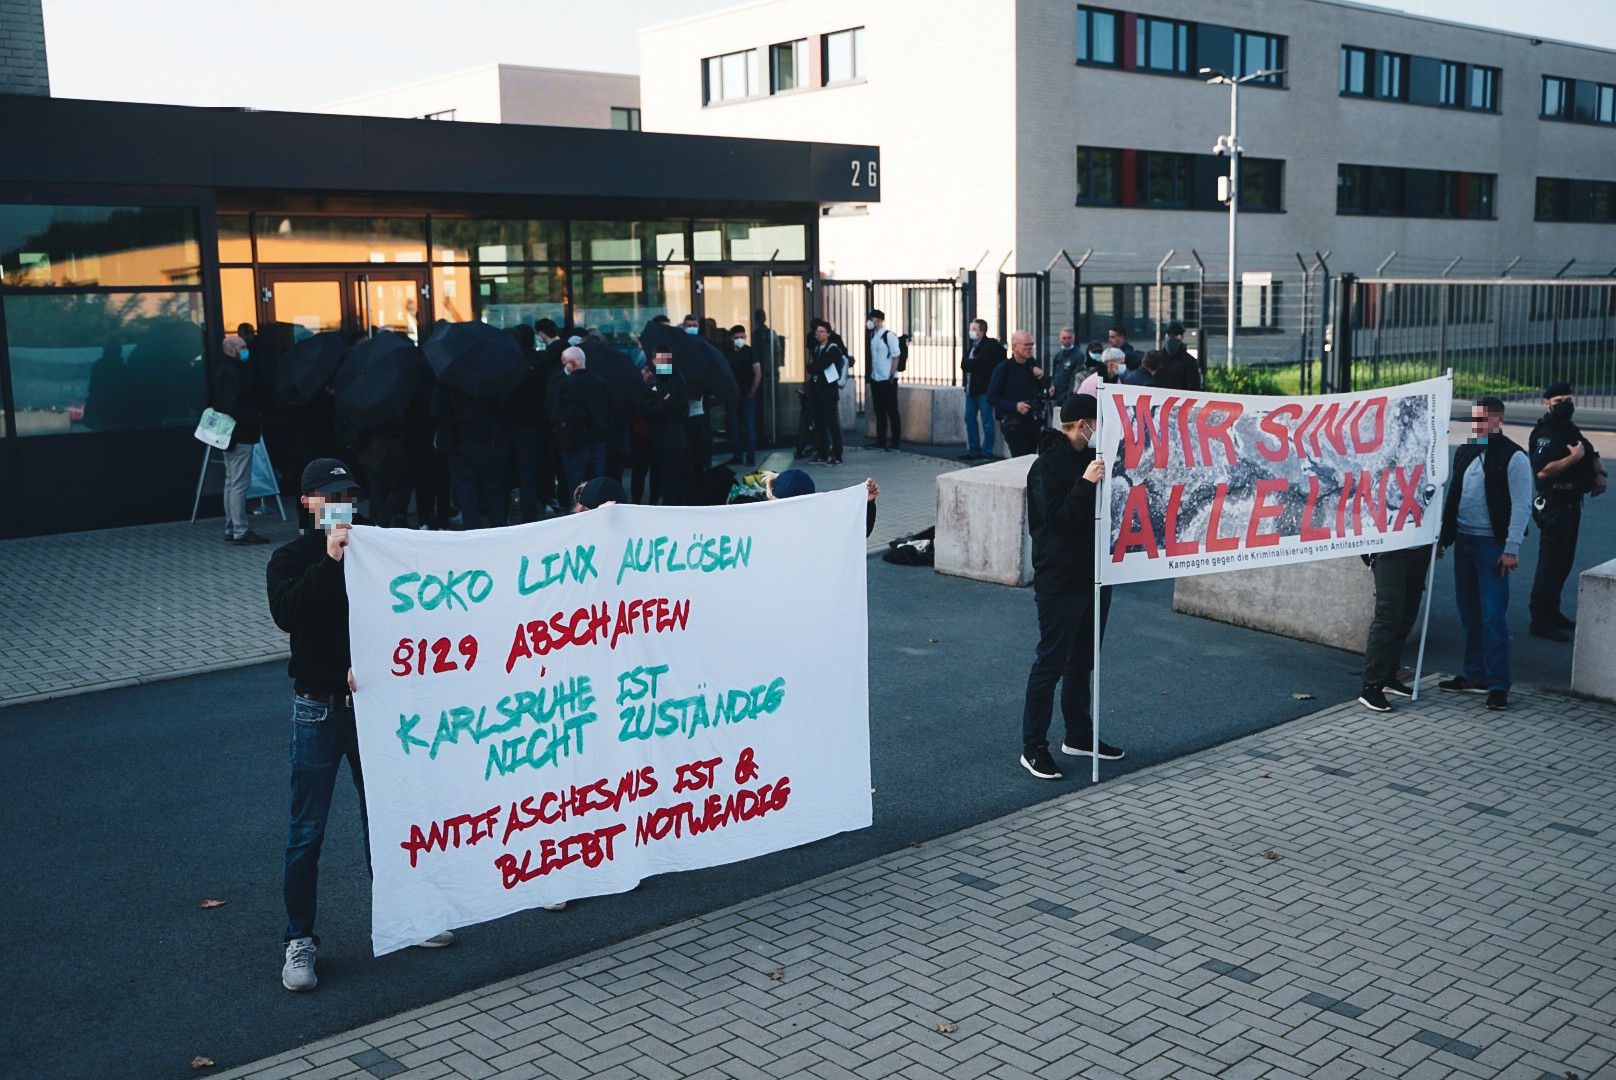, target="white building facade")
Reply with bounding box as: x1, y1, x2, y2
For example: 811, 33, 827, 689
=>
640, 0, 1616, 349
321, 64, 641, 130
